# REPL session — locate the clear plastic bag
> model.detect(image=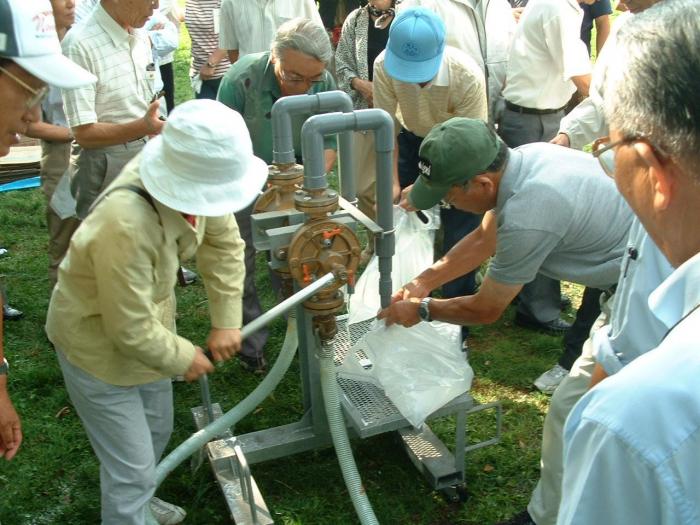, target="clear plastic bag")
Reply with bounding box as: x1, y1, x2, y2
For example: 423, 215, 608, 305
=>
348, 206, 439, 324
339, 320, 473, 428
